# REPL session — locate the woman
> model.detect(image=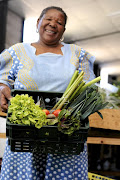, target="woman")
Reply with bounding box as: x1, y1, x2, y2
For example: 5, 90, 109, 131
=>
0, 6, 95, 180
